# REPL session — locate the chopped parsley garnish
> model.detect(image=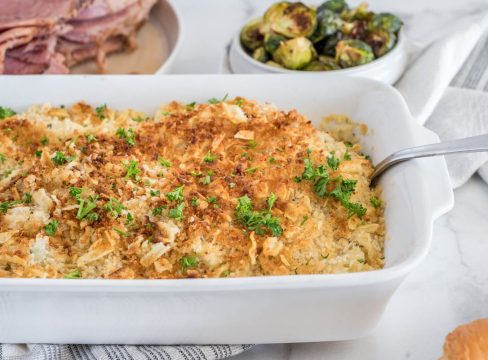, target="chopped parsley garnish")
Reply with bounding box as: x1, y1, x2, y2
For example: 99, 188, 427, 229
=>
123, 160, 141, 181
115, 128, 136, 146
0, 106, 16, 120
0, 200, 22, 214
158, 156, 171, 167
0, 153, 5, 163
180, 255, 198, 271
246, 139, 258, 149
344, 151, 351, 160
208, 94, 228, 104
221, 269, 231, 277
85, 133, 97, 143
69, 187, 84, 199
357, 259, 366, 264
235, 99, 243, 107
24, 192, 32, 204
40, 136, 49, 145
245, 166, 259, 174
152, 206, 167, 216
103, 197, 126, 218
300, 215, 309, 226
169, 202, 185, 221
69, 188, 99, 221
191, 198, 199, 207
95, 104, 107, 119
35, 150, 42, 158
327, 153, 340, 171
113, 227, 129, 237
76, 195, 99, 221
268, 157, 276, 164
44, 220, 59, 236
296, 158, 366, 218
345, 141, 353, 148
132, 116, 145, 122
161, 112, 171, 116
186, 102, 196, 111
202, 174, 211, 185
190, 171, 202, 177
234, 194, 283, 237
207, 196, 218, 208
51, 151, 73, 166
150, 189, 160, 197
166, 185, 184, 202
203, 152, 218, 163
370, 196, 383, 209
64, 269, 81, 279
